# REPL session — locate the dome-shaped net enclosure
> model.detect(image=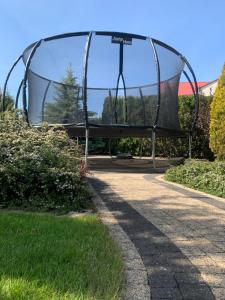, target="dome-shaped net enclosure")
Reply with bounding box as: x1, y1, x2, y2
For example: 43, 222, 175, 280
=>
3, 31, 199, 165
10, 31, 197, 139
